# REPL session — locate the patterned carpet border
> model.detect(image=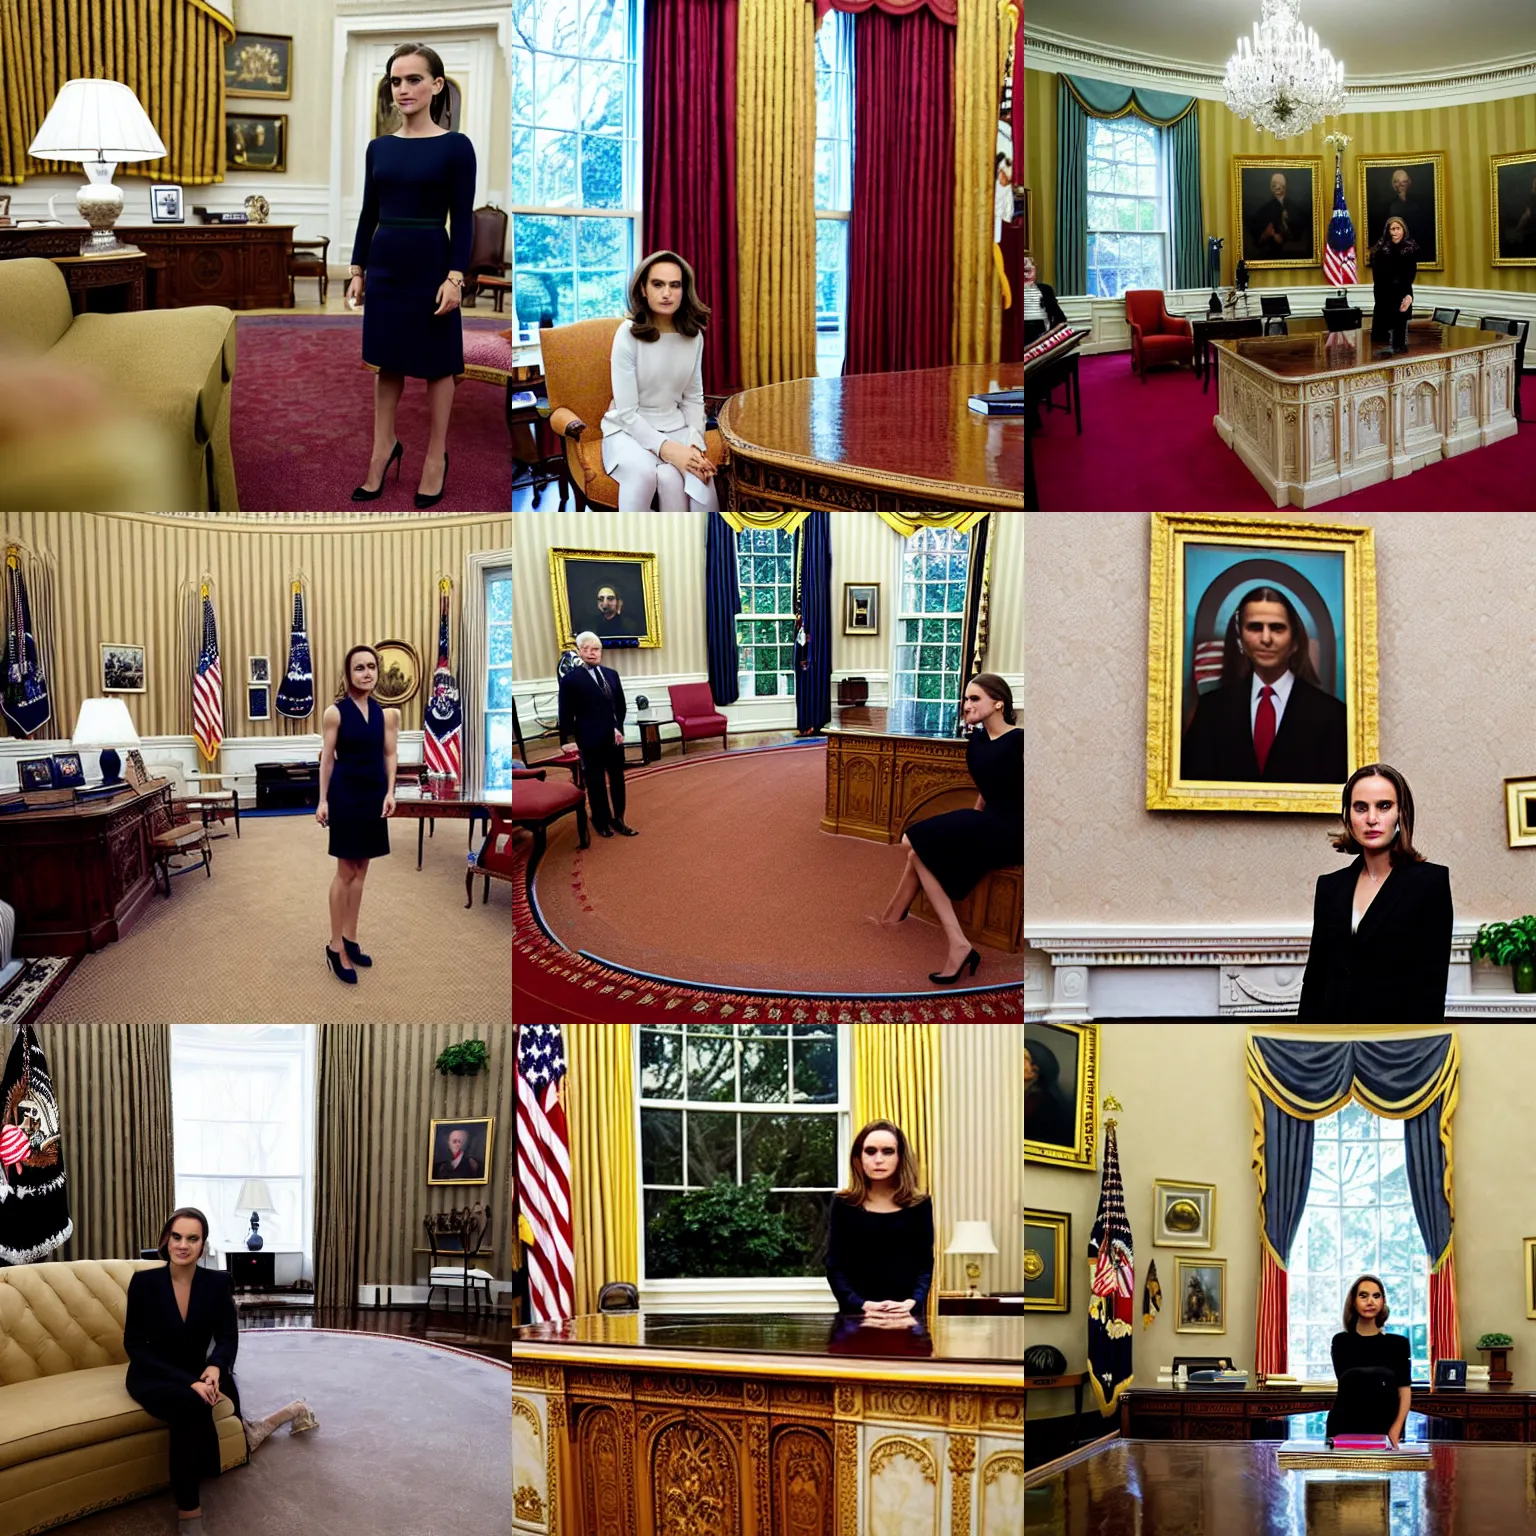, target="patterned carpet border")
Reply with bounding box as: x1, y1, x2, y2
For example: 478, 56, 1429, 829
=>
0, 955, 79, 1029
250, 1326, 513, 1371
